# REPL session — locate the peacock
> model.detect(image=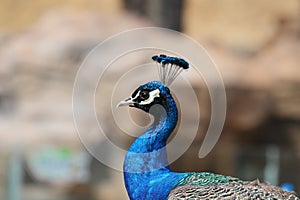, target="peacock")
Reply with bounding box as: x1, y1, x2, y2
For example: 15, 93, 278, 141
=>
117, 54, 299, 200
